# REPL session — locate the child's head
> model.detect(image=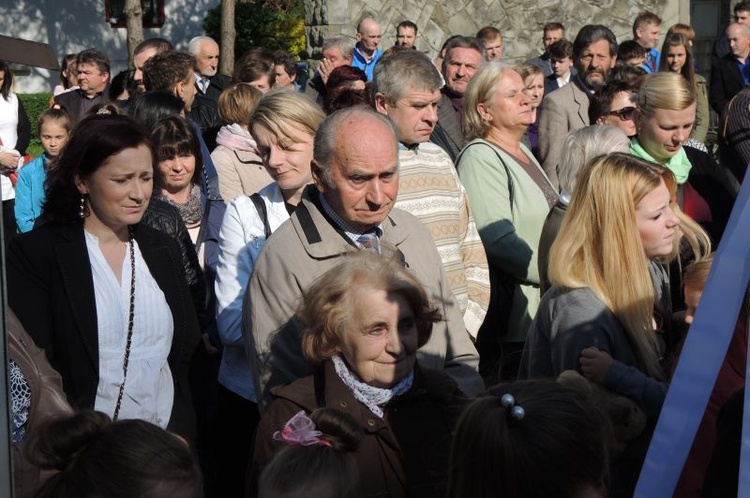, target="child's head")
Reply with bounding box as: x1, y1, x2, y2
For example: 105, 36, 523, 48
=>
683, 254, 714, 324
633, 11, 662, 49
38, 108, 72, 158
617, 40, 649, 66
447, 380, 610, 498
259, 408, 364, 498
